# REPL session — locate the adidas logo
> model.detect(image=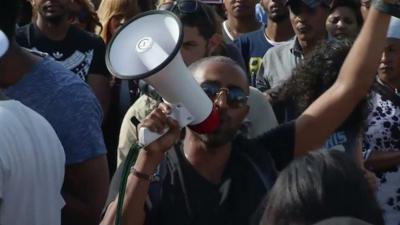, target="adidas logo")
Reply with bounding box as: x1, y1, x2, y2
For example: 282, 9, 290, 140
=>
52, 51, 63, 59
